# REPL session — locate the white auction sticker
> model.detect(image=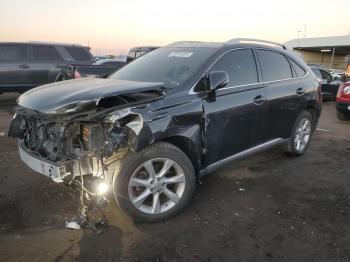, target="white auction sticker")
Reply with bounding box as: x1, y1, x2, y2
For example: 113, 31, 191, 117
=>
168, 52, 193, 58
